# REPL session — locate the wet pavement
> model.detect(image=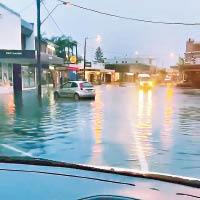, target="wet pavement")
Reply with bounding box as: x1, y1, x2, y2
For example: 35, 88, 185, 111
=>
0, 83, 200, 178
